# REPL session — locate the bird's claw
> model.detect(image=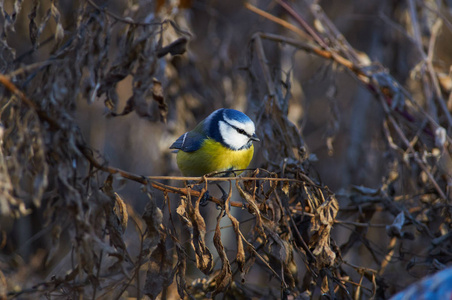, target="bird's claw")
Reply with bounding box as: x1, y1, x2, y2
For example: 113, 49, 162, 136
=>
200, 190, 210, 206
216, 183, 228, 201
